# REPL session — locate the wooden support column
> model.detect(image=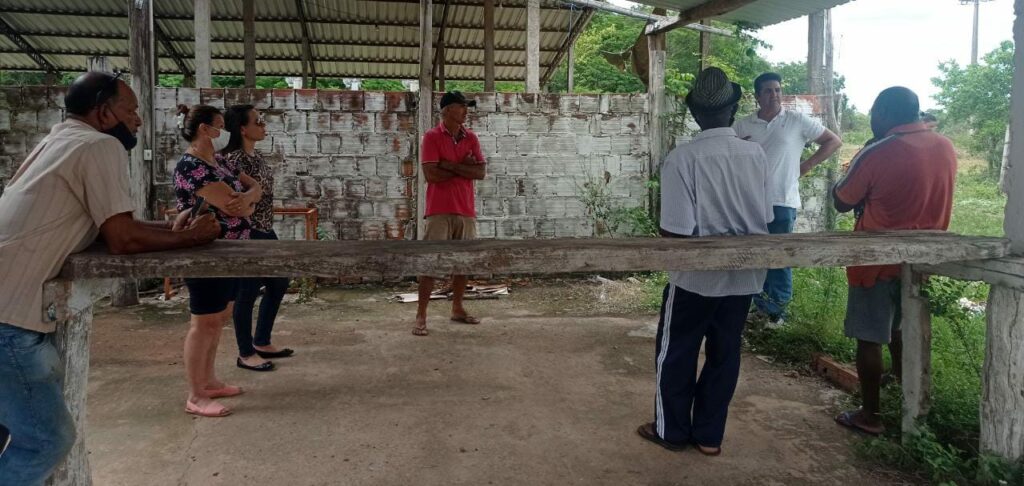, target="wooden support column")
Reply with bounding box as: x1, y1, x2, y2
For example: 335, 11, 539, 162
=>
433, 0, 451, 92
243, 0, 256, 88
114, 0, 157, 308
526, 0, 540, 92
45, 279, 112, 486
86, 56, 110, 73
417, 0, 433, 239
647, 32, 666, 217
979, 0, 1024, 460
194, 0, 212, 87
484, 0, 495, 91
807, 11, 825, 97
295, 0, 316, 88
698, 20, 711, 70
900, 265, 932, 438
